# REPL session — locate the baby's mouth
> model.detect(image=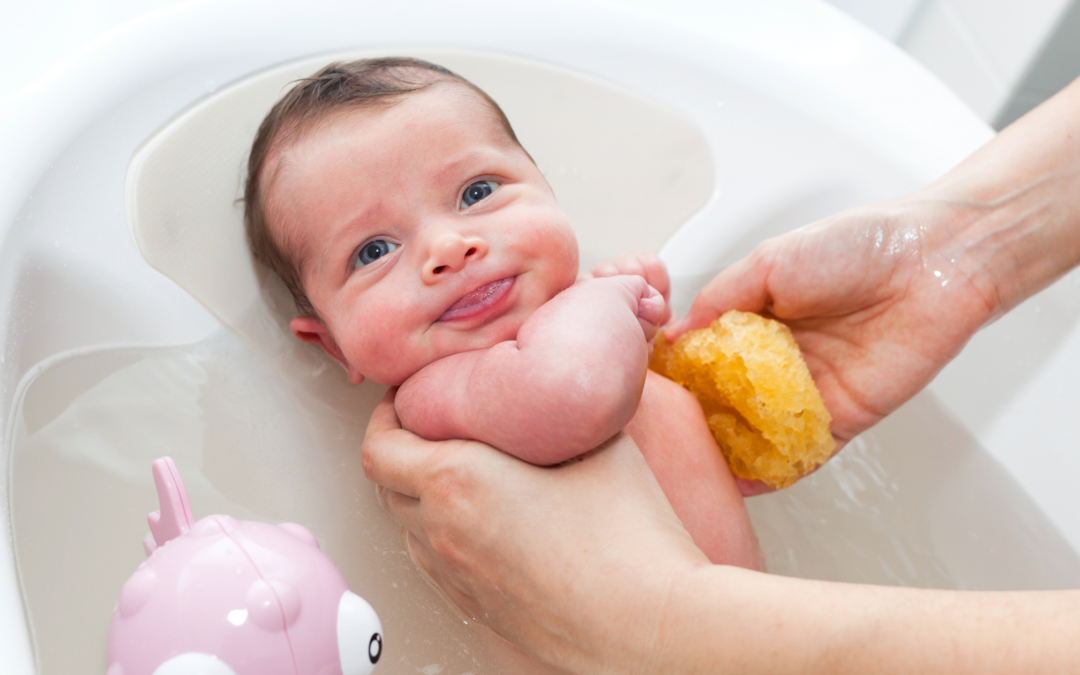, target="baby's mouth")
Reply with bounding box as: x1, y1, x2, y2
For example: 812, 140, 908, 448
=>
439, 277, 515, 322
